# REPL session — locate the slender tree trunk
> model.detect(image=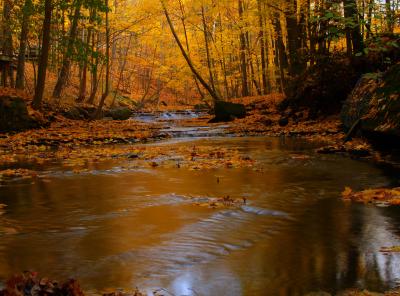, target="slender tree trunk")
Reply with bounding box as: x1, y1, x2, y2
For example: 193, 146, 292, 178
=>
32, 0, 52, 110
216, 7, 230, 98
94, 0, 110, 118
52, 0, 83, 99
77, 24, 93, 102
201, 5, 217, 93
257, 0, 268, 94
77, 45, 89, 102
111, 33, 132, 107
178, 0, 205, 100
245, 33, 261, 95
2, 0, 14, 87
366, 0, 374, 39
16, 0, 32, 89
344, 0, 363, 54
274, 15, 287, 92
160, 0, 221, 103
285, 0, 303, 75
238, 0, 249, 97
386, 0, 394, 32
87, 22, 99, 104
